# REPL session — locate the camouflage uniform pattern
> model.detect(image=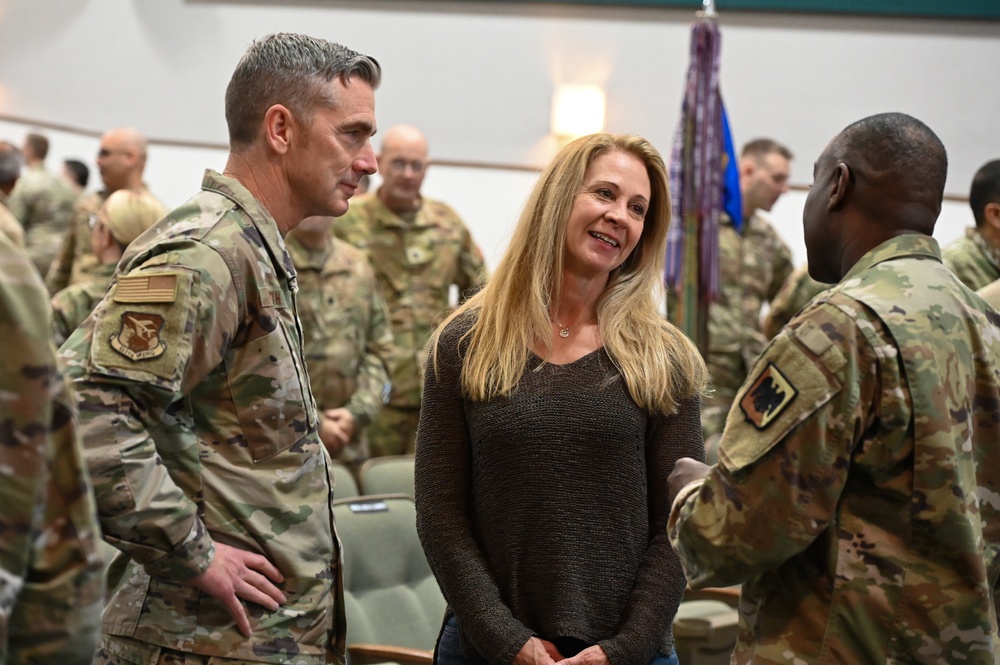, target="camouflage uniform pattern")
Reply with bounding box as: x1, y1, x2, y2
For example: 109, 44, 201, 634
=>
51, 261, 117, 348
761, 263, 830, 340
941, 226, 1000, 291
334, 192, 486, 455
0, 194, 25, 248
286, 230, 393, 466
0, 232, 104, 663
6, 164, 77, 276
669, 235, 1000, 664
702, 212, 793, 444
47, 190, 110, 294
60, 170, 345, 665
